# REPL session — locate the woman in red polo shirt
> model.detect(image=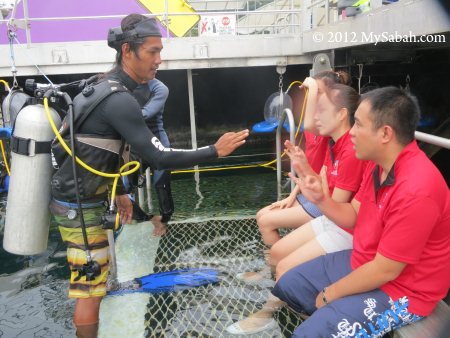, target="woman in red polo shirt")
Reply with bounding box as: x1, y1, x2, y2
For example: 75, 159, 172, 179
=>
269, 80, 367, 279
256, 75, 363, 249
228, 76, 368, 335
